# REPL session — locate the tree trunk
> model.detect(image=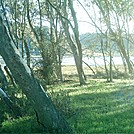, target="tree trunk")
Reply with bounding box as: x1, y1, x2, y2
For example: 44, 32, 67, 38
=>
61, 19, 85, 85
57, 47, 63, 81
0, 65, 7, 89
4, 66, 16, 88
73, 53, 86, 85
24, 39, 30, 67
109, 48, 113, 82
117, 40, 133, 73
101, 39, 109, 82
119, 50, 127, 73
47, 0, 86, 85
0, 16, 72, 133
